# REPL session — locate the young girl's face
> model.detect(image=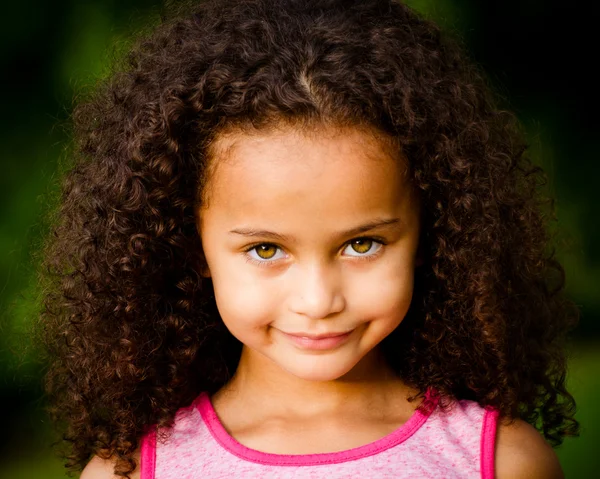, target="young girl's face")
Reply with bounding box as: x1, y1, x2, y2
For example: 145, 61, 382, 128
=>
198, 125, 420, 382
